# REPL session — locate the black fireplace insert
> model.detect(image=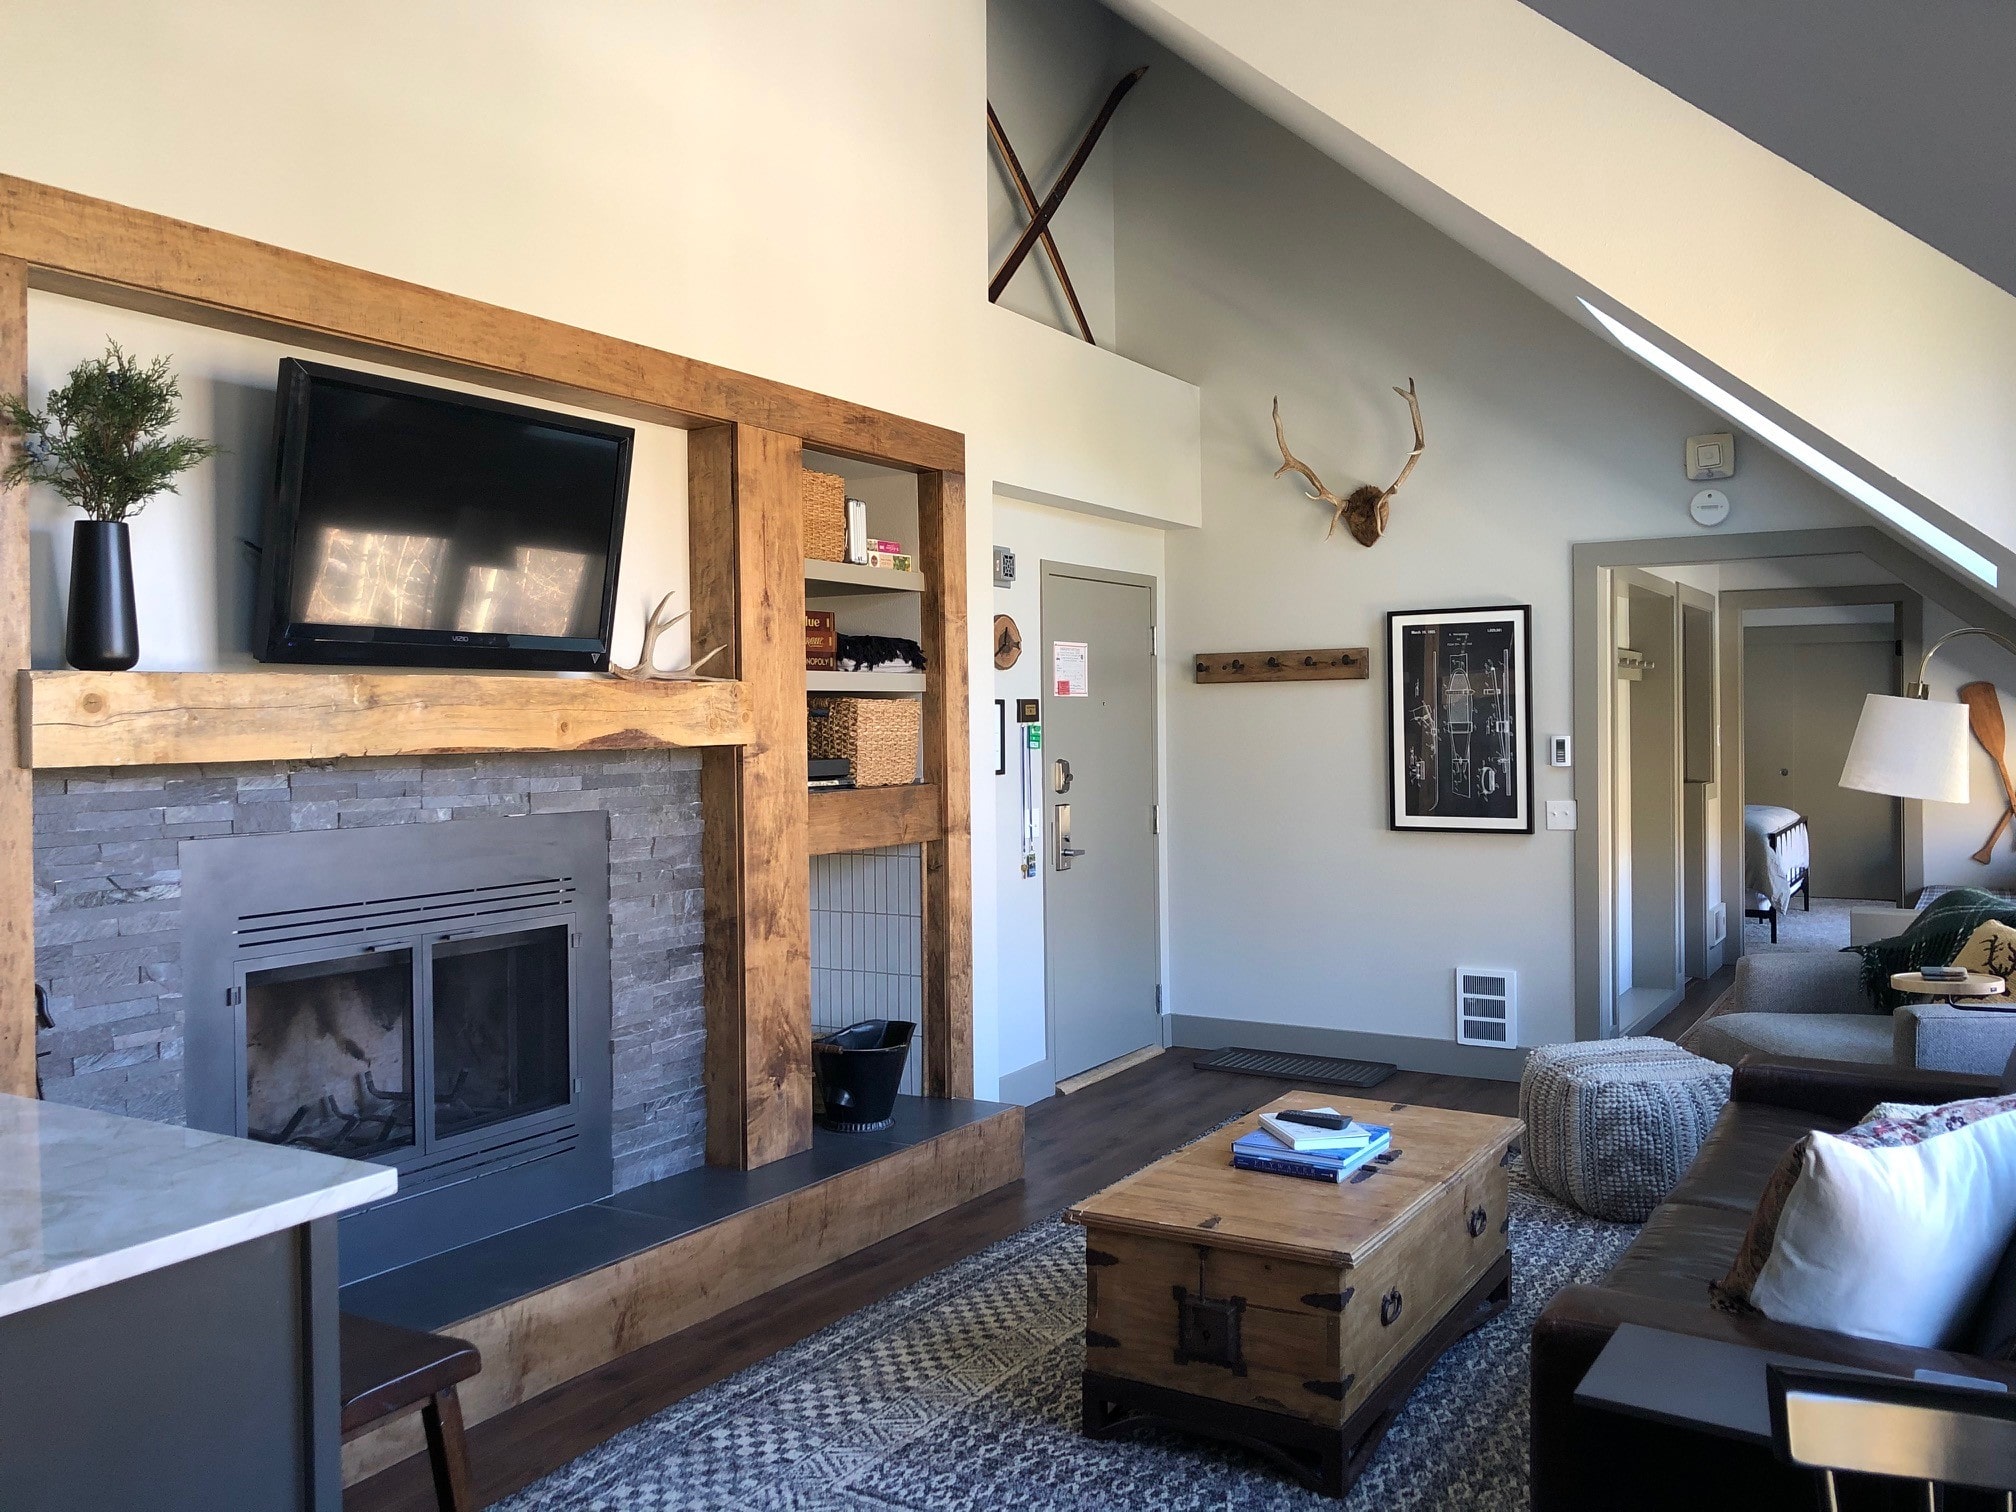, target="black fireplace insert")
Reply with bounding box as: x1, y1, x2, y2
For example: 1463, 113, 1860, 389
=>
182, 813, 613, 1281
